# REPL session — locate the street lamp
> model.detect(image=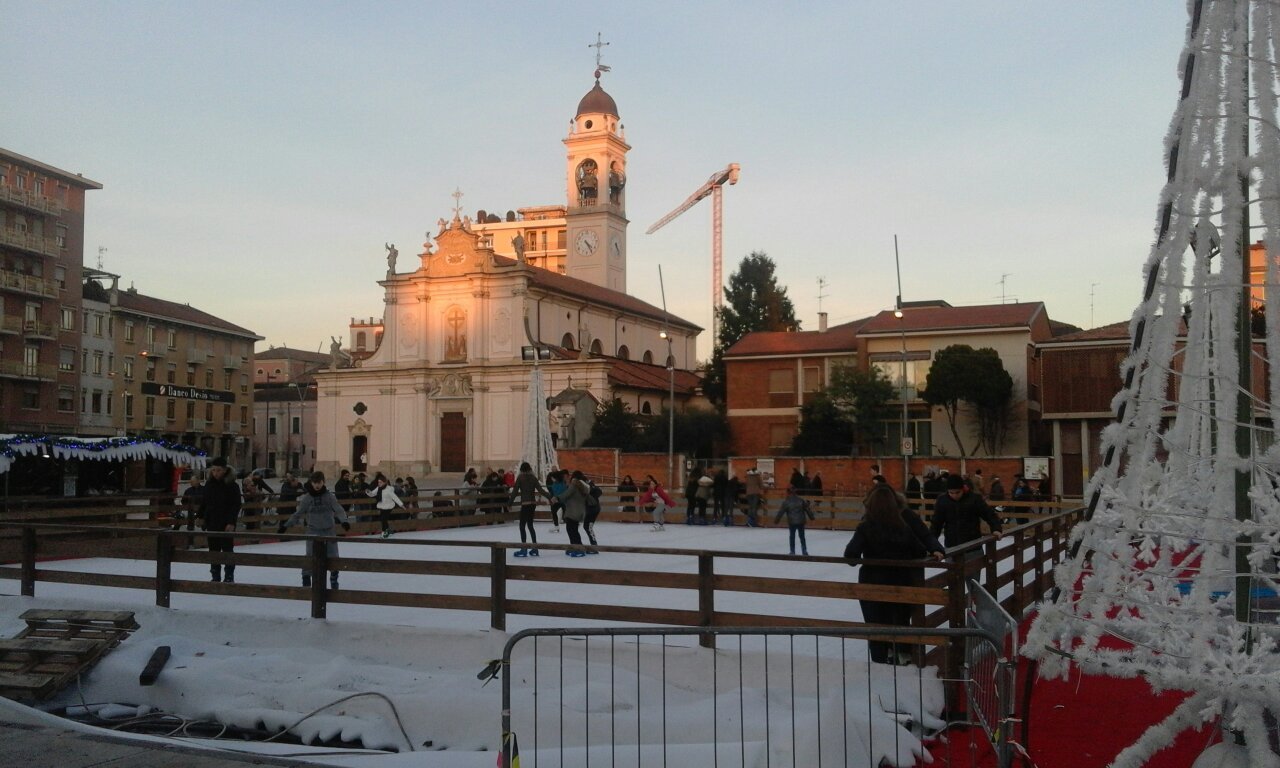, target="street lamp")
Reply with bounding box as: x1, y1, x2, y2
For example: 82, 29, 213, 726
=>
660, 330, 675, 489
894, 308, 909, 487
